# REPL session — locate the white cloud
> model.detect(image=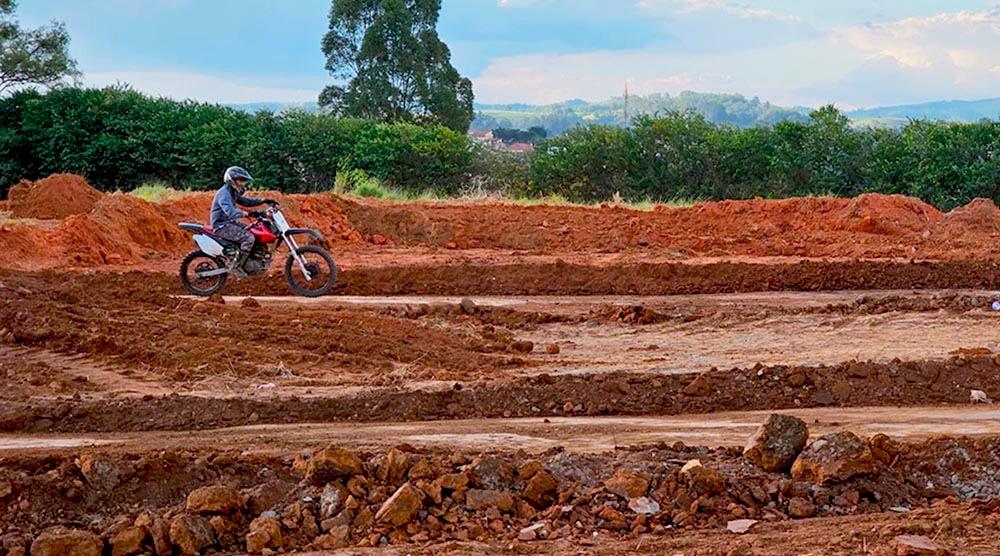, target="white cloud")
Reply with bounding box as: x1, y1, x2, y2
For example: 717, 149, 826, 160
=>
825, 8, 1000, 104
637, 0, 802, 24
83, 71, 321, 104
